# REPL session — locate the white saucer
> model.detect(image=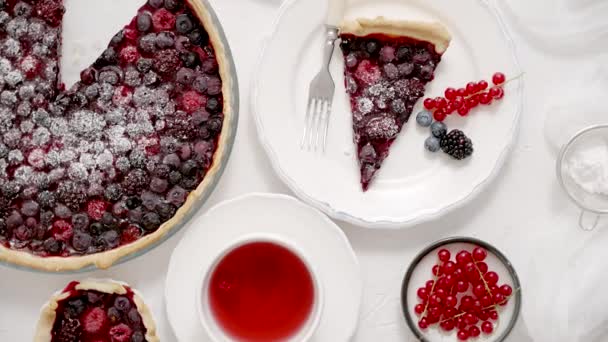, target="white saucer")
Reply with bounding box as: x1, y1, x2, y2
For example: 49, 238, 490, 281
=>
252, 0, 523, 229
165, 193, 362, 341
